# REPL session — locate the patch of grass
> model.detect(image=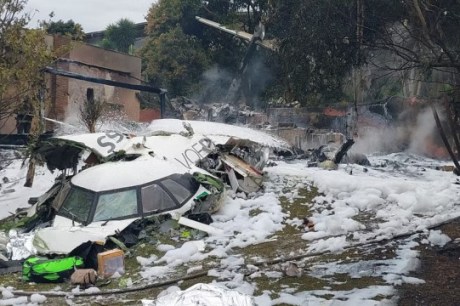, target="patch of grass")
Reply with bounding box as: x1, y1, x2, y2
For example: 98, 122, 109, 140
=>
279, 186, 319, 216
0, 177, 429, 305
249, 208, 263, 217
251, 273, 328, 298
0, 272, 74, 292
313, 242, 398, 263
239, 186, 319, 260
327, 274, 386, 291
